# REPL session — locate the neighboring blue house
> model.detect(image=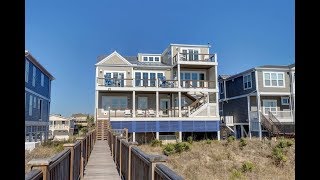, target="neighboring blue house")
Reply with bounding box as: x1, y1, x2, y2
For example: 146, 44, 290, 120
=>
25, 50, 54, 142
